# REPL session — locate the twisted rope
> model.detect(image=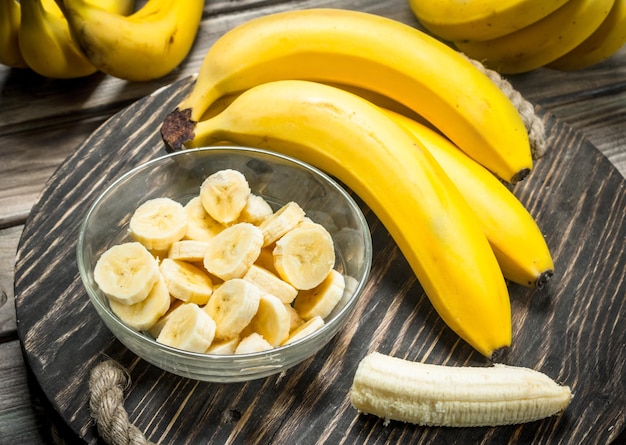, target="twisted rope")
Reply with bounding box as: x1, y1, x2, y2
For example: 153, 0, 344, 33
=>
89, 360, 155, 445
